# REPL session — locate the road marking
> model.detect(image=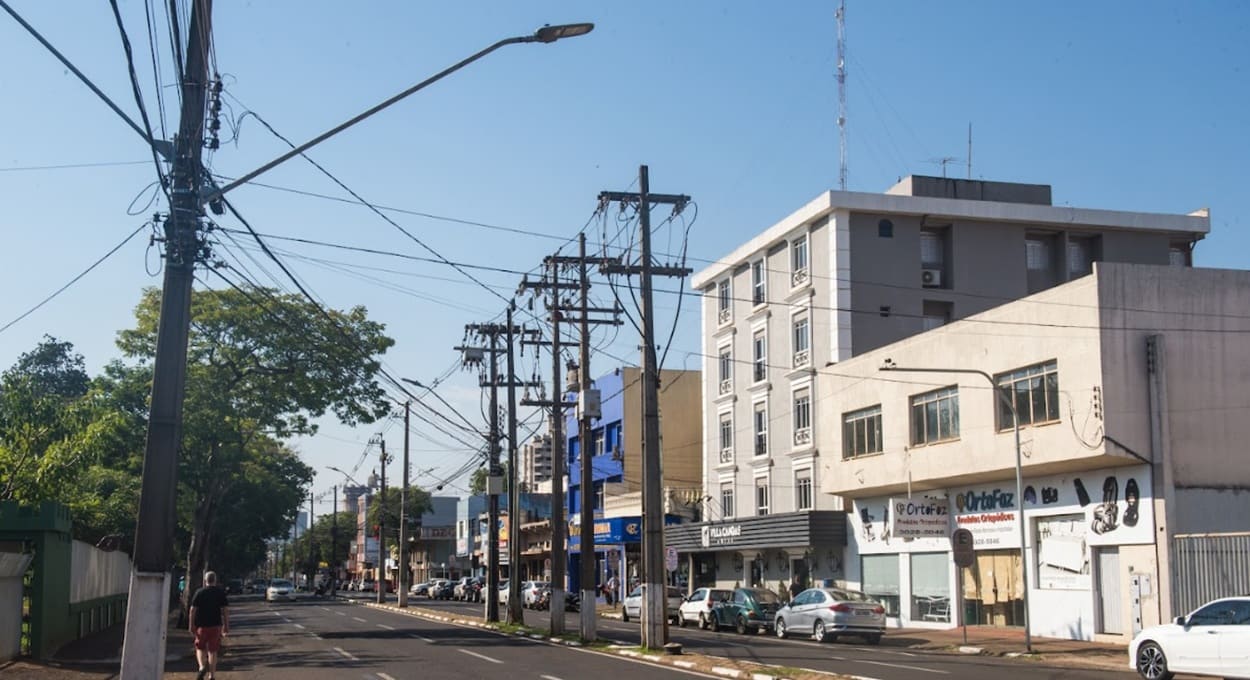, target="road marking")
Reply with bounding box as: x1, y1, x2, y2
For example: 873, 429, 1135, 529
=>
293, 623, 305, 629
307, 633, 322, 640
332, 647, 358, 661
377, 674, 398, 680
540, 675, 565, 680
270, 611, 282, 617
321, 607, 334, 612
410, 634, 435, 643
353, 617, 368, 623
856, 659, 949, 674
457, 648, 503, 664
377, 624, 395, 630
336, 611, 346, 616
